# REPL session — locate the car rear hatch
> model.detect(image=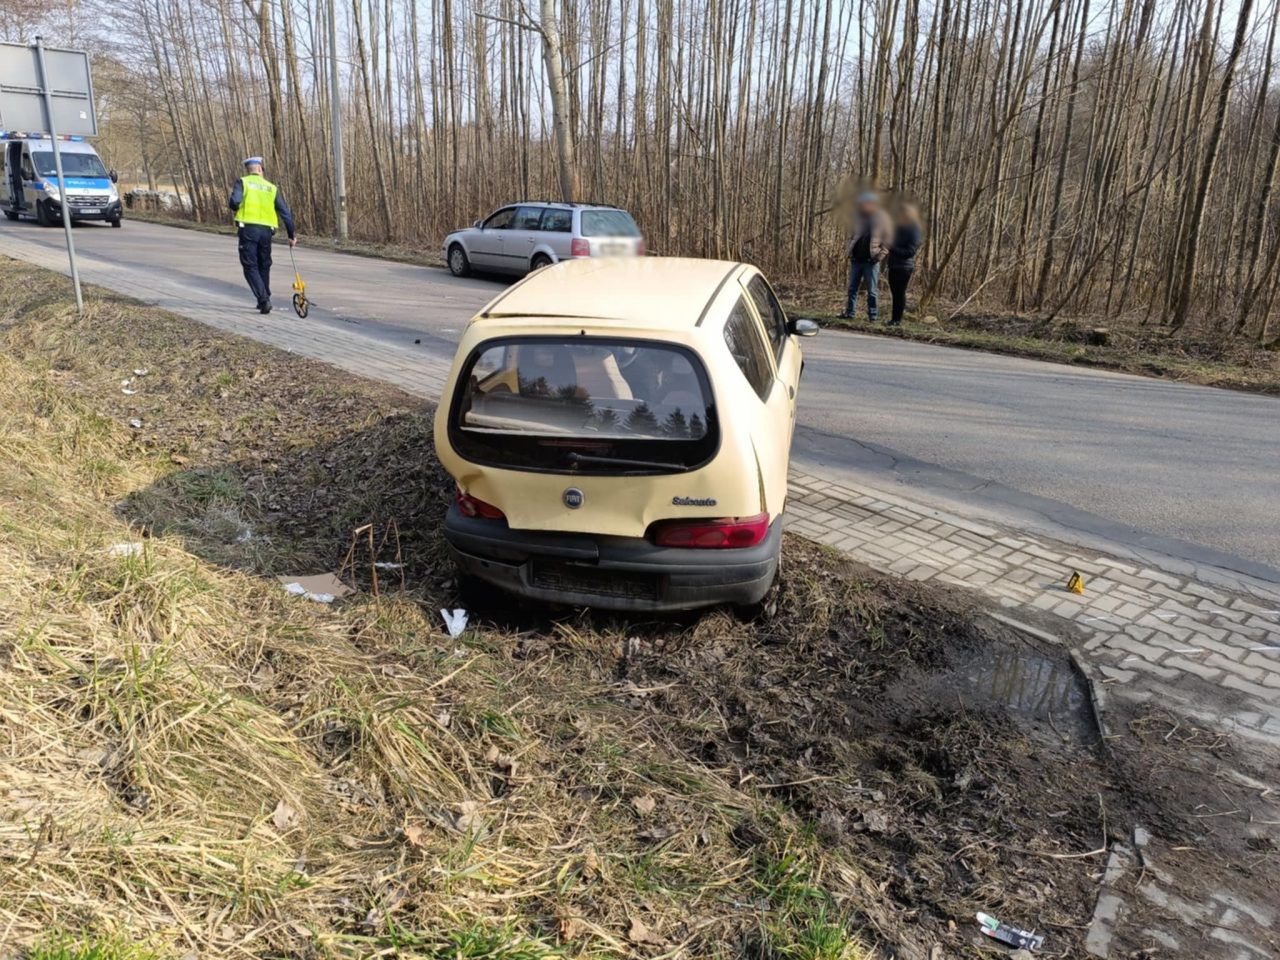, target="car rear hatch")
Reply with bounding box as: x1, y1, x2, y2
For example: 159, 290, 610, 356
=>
444, 334, 760, 539
576, 209, 645, 258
